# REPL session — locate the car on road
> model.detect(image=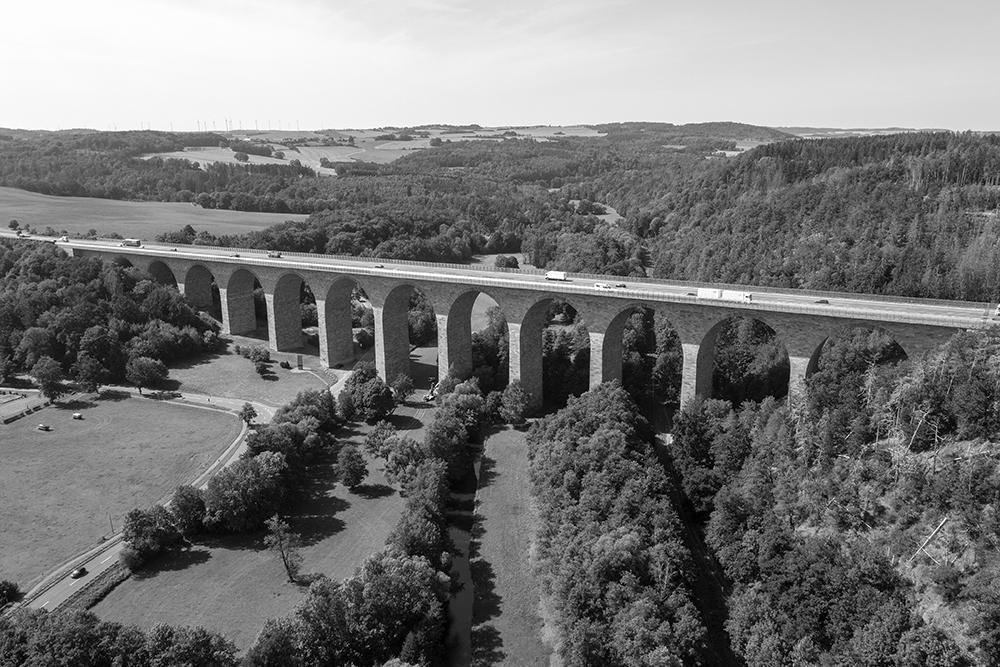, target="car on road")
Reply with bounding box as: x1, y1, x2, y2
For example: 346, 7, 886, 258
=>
267, 251, 282, 258
230, 253, 240, 257
70, 567, 87, 579
373, 263, 384, 268
594, 282, 612, 290
614, 283, 627, 288
37, 424, 51, 431
58, 236, 69, 242
815, 299, 830, 304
